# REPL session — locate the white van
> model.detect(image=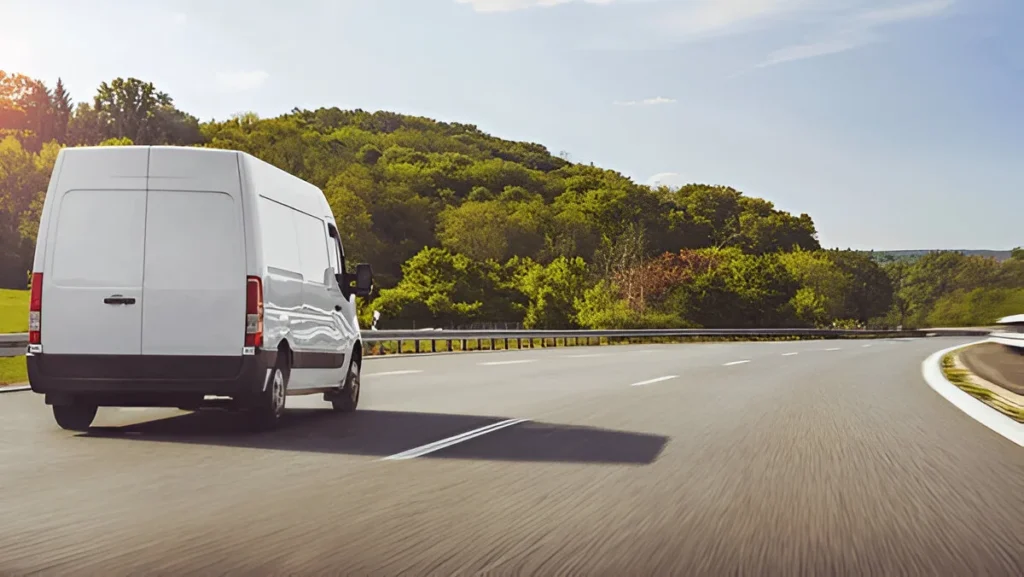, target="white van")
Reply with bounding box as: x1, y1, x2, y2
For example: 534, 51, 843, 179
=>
26, 146, 373, 431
